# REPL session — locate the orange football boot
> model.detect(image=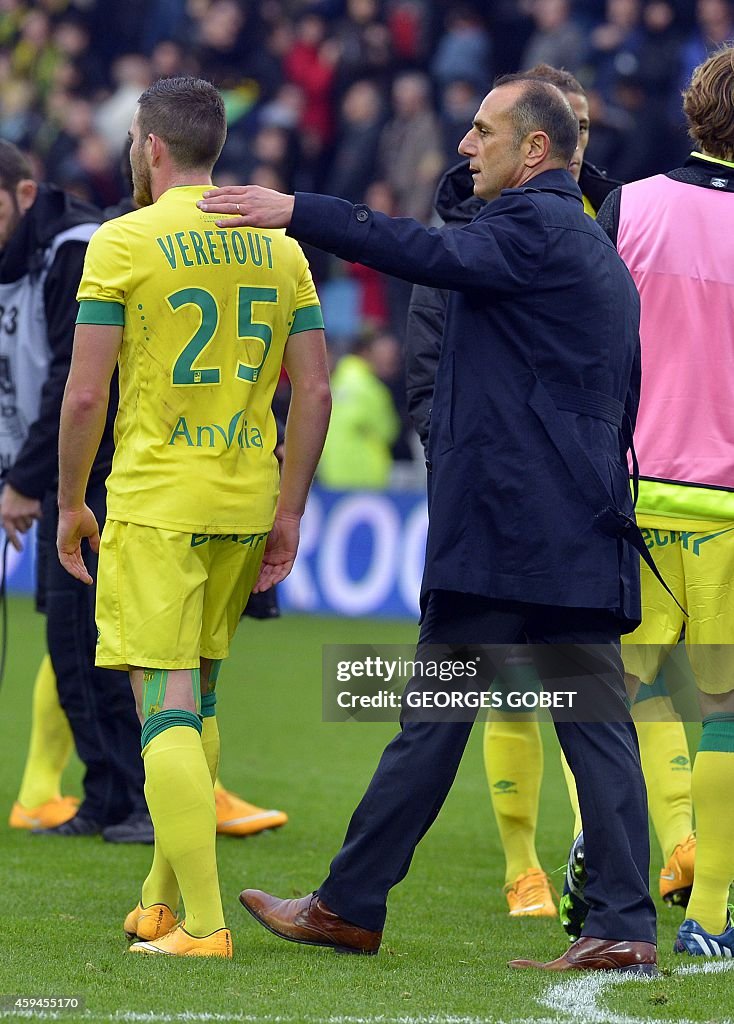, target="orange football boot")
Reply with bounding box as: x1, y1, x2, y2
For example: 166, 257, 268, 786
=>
129, 923, 232, 958
660, 833, 696, 907
9, 795, 79, 830
124, 902, 178, 942
215, 789, 287, 837
504, 868, 557, 917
